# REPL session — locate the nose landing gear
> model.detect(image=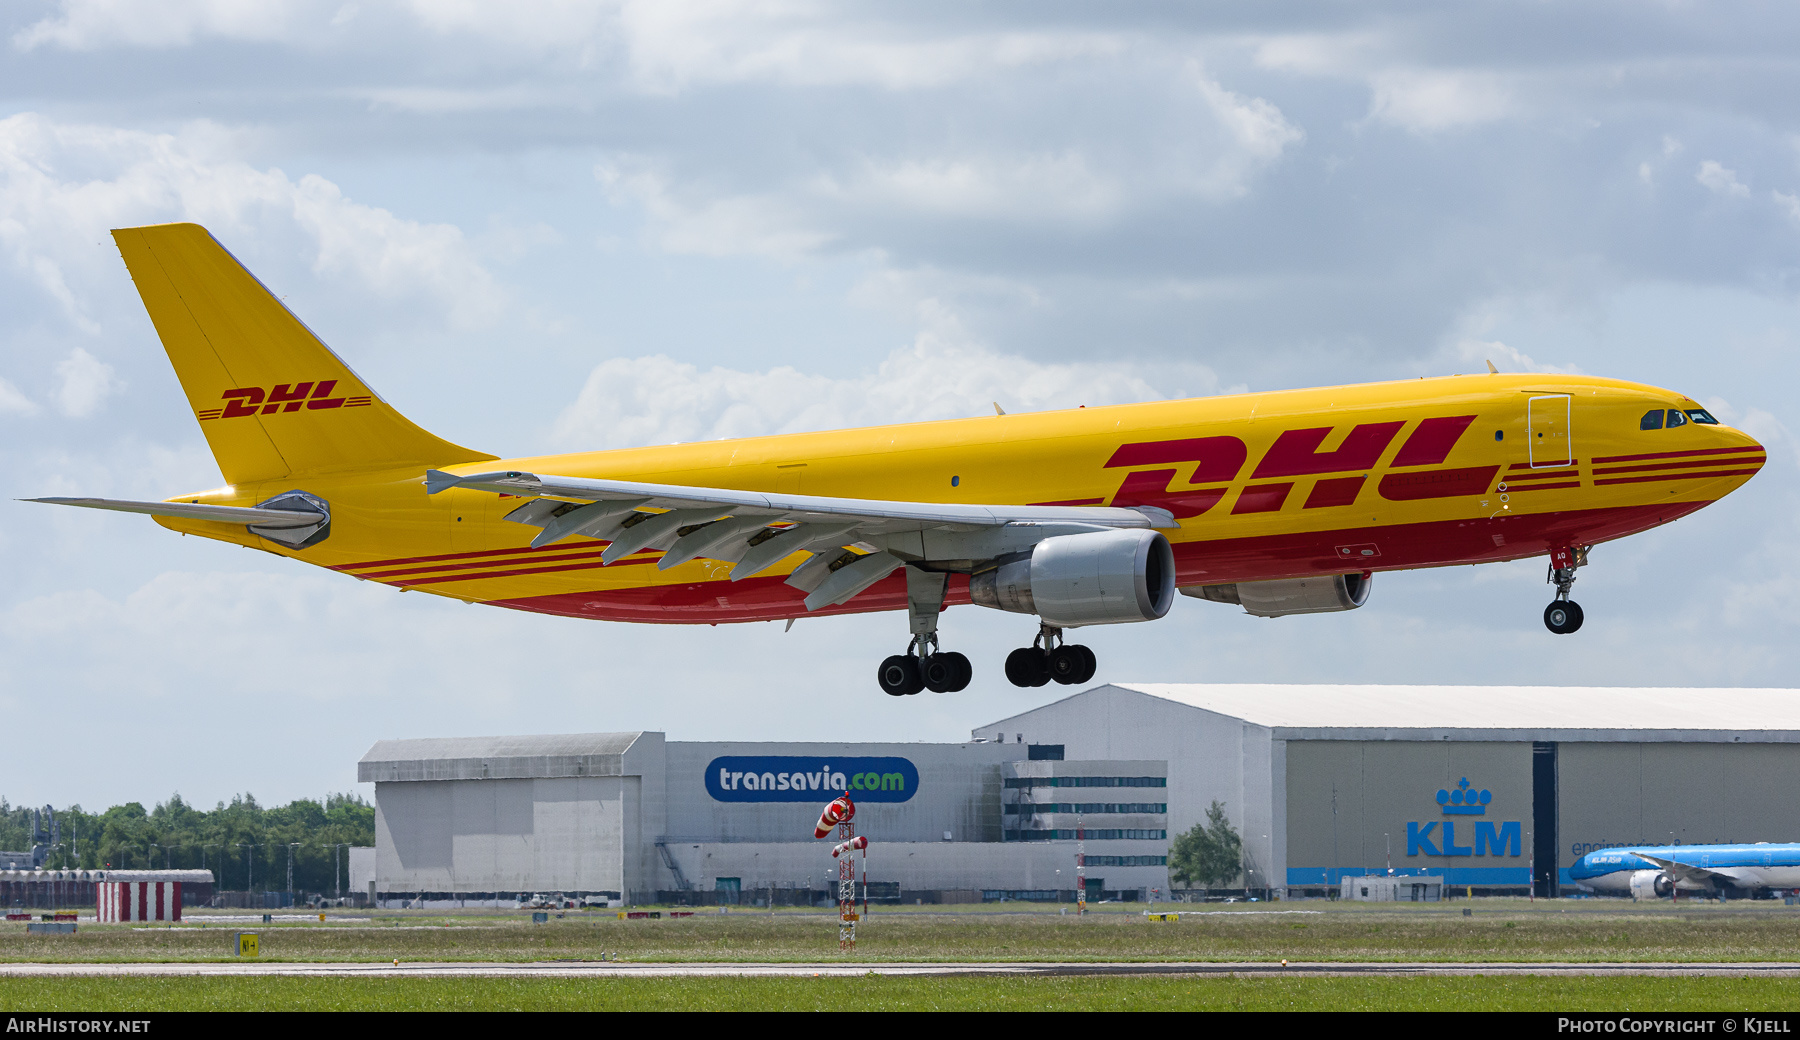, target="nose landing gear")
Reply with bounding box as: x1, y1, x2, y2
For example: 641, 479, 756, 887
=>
1543, 546, 1587, 635
1005, 624, 1097, 688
